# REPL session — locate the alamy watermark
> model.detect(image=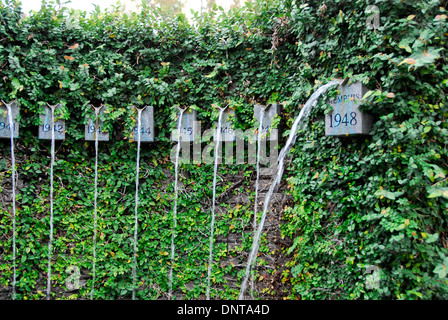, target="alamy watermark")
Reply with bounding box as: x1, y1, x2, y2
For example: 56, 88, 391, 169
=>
365, 265, 382, 290
366, 5, 380, 30
169, 121, 279, 173
65, 265, 82, 291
